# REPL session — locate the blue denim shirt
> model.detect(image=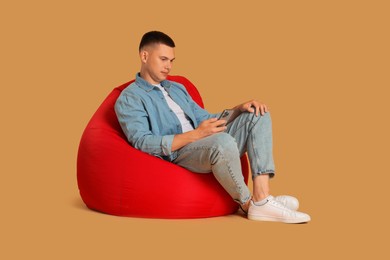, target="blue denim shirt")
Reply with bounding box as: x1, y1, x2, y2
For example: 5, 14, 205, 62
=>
115, 73, 219, 161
